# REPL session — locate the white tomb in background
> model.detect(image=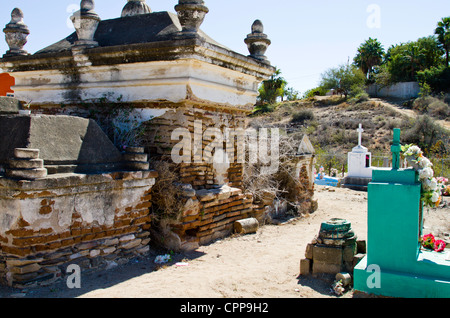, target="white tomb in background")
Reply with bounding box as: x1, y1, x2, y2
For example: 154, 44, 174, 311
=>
343, 124, 373, 190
